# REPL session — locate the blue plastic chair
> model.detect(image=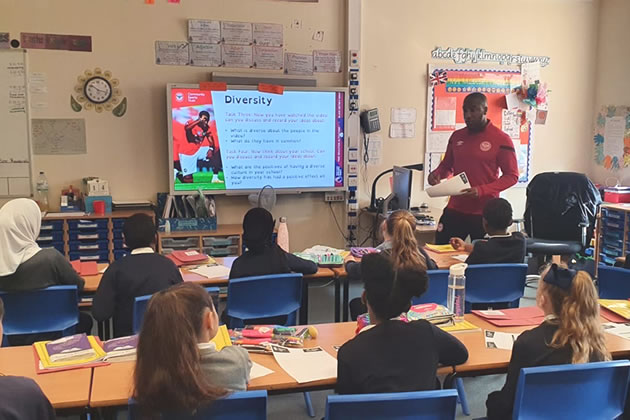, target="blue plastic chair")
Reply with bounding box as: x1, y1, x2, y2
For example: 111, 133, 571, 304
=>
128, 390, 267, 420
464, 264, 527, 312
513, 360, 630, 420
225, 273, 303, 329
133, 287, 220, 334
324, 389, 458, 420
225, 273, 315, 416
0, 286, 79, 340
412, 270, 449, 306
598, 265, 630, 299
